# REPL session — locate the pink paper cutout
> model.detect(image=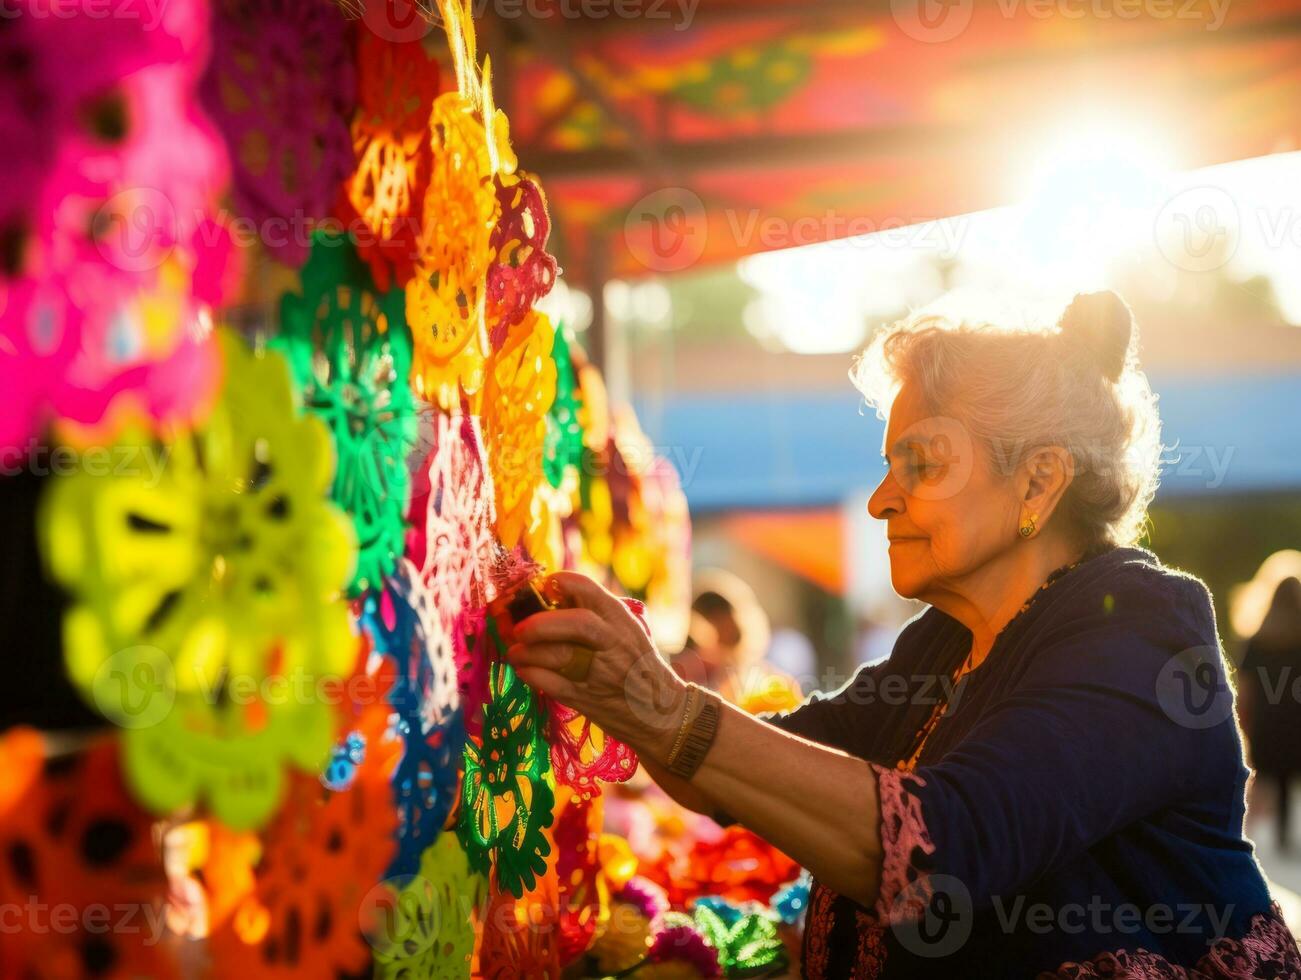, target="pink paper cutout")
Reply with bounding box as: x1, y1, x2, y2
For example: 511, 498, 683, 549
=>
543, 595, 643, 797
1, 11, 230, 451
200, 0, 356, 266
0, 0, 208, 230
406, 412, 499, 739
456, 606, 492, 741
547, 700, 639, 799
406, 412, 498, 642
